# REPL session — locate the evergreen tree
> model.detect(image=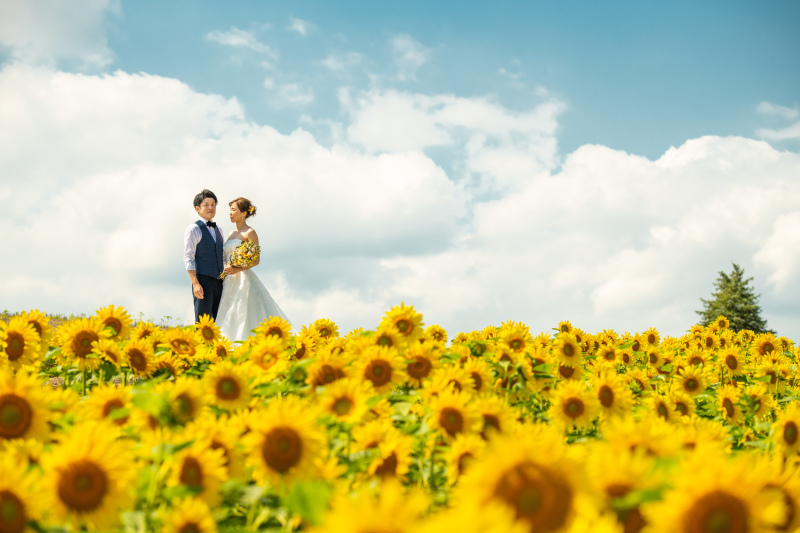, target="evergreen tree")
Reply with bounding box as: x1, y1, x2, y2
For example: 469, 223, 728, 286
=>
696, 263, 773, 333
